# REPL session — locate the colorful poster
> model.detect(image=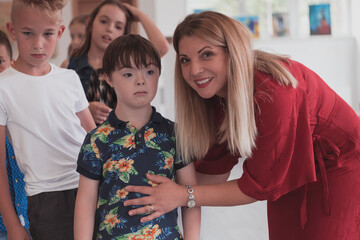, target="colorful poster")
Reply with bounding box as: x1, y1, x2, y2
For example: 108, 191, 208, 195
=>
272, 13, 290, 37
309, 3, 331, 35
234, 16, 259, 38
